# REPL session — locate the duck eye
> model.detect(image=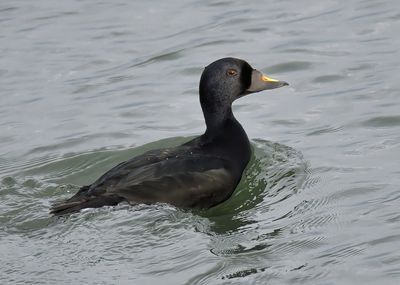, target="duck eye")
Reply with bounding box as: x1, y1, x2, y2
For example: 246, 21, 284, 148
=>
226, 69, 237, 76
